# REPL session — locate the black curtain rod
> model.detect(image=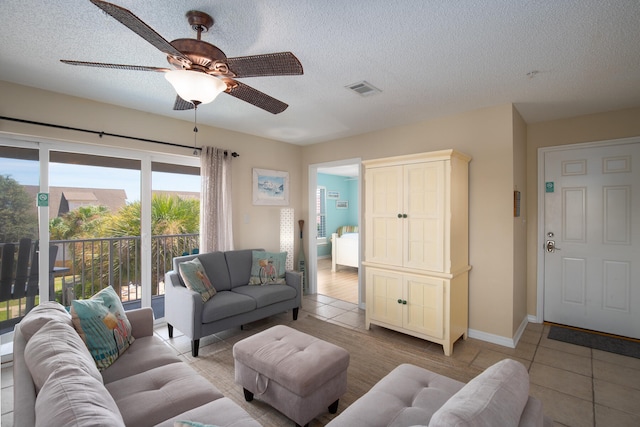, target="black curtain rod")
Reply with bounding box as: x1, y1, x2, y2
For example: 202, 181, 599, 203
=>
0, 115, 239, 157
